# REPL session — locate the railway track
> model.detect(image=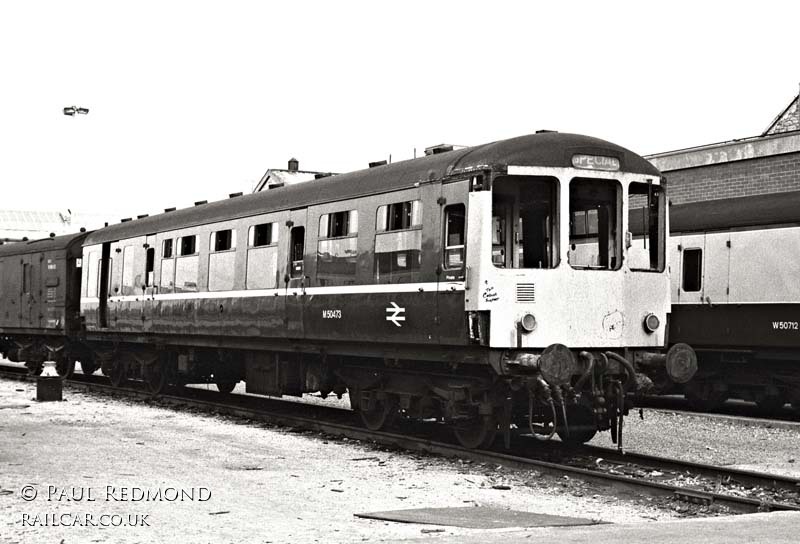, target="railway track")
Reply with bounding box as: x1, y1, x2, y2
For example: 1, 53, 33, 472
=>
3, 364, 799, 514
